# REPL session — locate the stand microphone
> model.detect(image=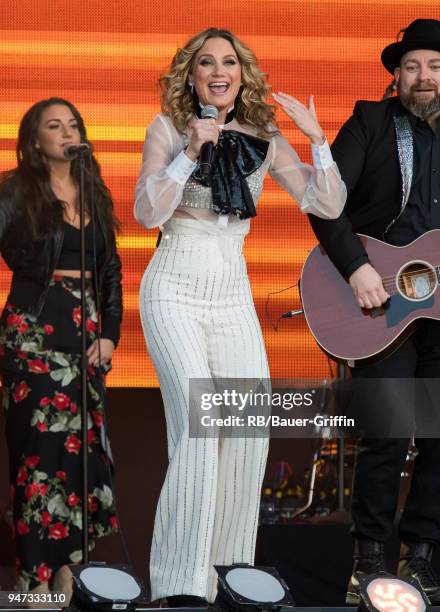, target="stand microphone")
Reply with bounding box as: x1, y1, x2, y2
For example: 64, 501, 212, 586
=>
77, 152, 90, 562
199, 105, 218, 178
64, 143, 90, 159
